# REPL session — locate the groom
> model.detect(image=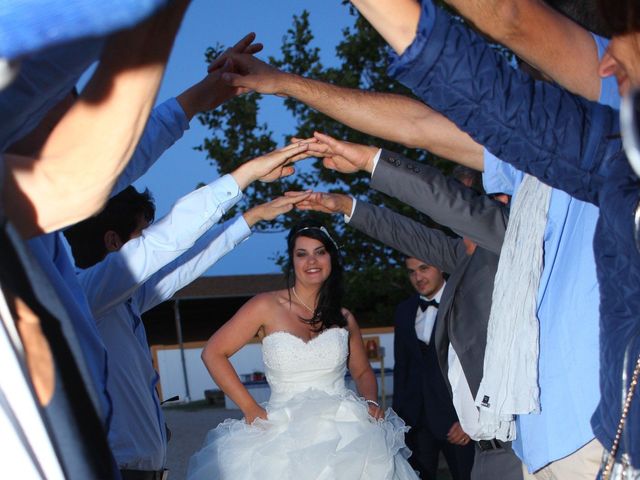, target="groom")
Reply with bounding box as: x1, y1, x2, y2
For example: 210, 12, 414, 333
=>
394, 257, 475, 480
